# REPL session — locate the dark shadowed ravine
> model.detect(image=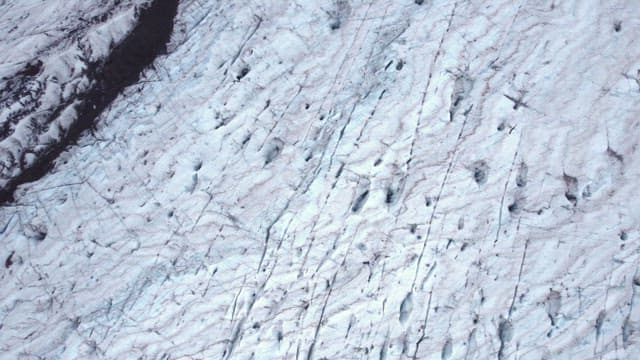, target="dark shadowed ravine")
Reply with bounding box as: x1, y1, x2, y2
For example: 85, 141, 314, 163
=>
0, 0, 179, 204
